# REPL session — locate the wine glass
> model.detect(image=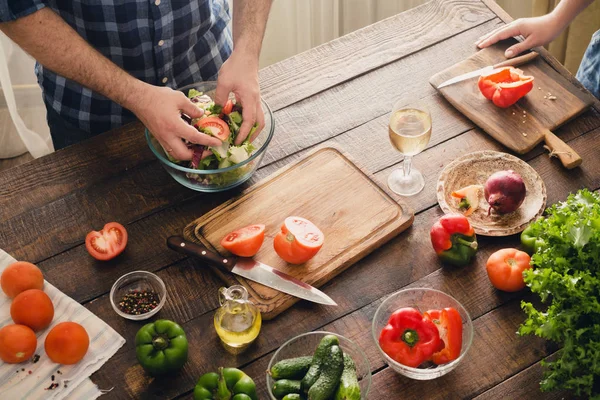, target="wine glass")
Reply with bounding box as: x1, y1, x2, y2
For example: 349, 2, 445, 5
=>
387, 100, 432, 196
